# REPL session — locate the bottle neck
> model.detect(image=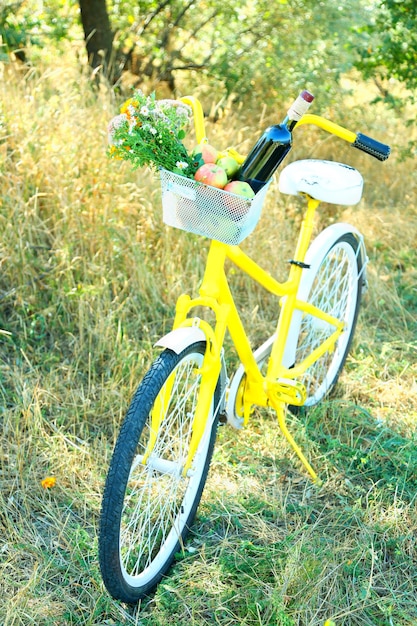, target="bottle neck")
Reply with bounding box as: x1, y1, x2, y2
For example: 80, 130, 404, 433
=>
282, 115, 297, 131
